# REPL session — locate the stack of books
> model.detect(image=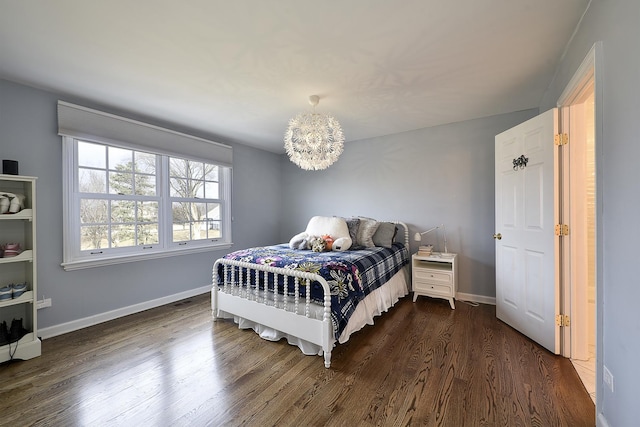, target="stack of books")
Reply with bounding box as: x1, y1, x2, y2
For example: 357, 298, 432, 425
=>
417, 245, 433, 257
